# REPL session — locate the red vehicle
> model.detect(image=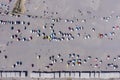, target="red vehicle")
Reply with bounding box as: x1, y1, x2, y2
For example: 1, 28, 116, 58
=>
98, 33, 104, 38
